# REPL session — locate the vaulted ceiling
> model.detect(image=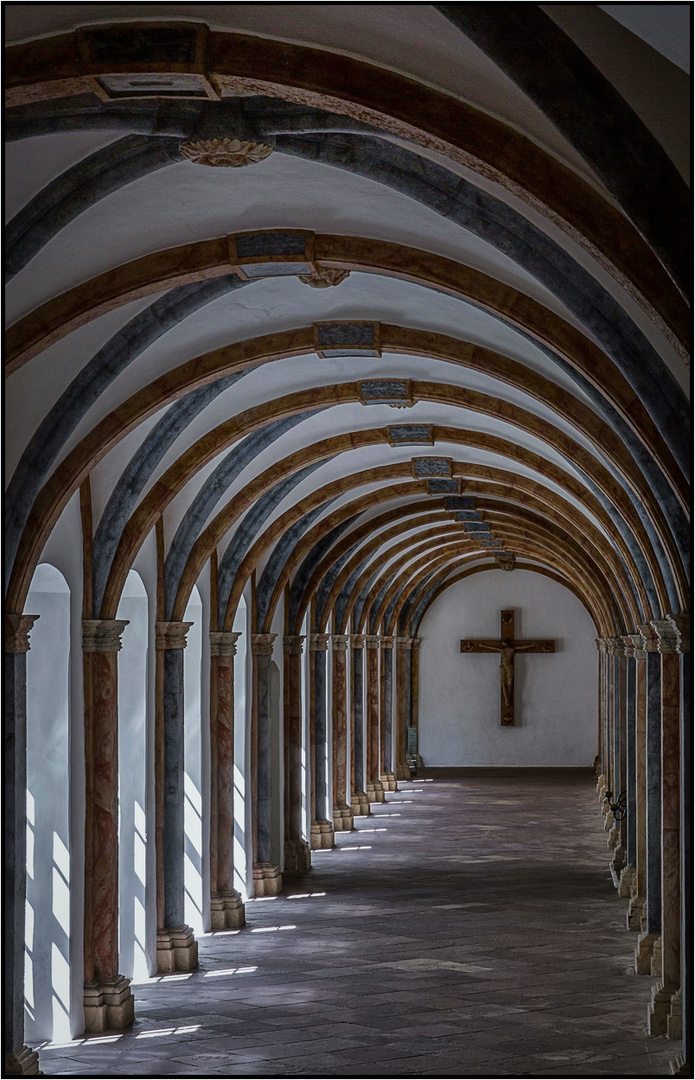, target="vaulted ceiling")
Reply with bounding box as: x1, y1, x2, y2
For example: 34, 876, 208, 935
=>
5, 4, 690, 638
